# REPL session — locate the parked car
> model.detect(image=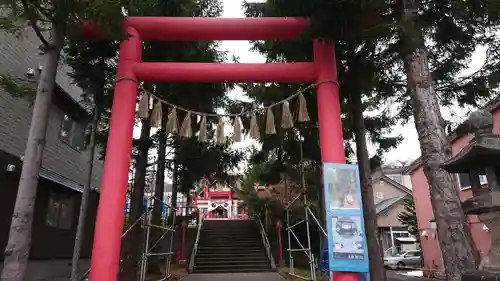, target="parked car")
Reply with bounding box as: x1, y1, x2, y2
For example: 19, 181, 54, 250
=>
384, 250, 422, 269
